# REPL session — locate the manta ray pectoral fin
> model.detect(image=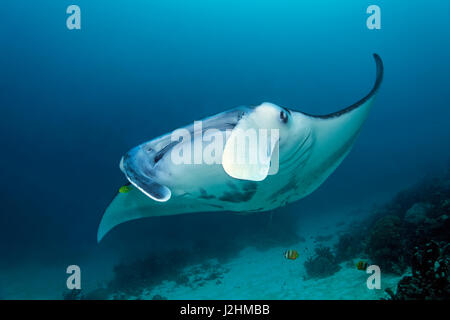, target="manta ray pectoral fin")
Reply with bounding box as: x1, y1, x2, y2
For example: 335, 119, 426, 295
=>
98, 54, 384, 242
97, 184, 220, 242
97, 185, 165, 242
294, 53, 384, 192
304, 53, 383, 119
